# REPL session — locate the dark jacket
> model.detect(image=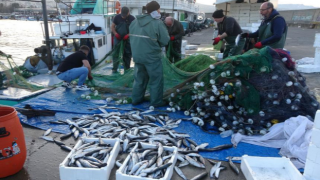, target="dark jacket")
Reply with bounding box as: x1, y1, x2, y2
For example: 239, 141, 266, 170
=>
249, 9, 287, 45
167, 19, 185, 40
217, 16, 242, 37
